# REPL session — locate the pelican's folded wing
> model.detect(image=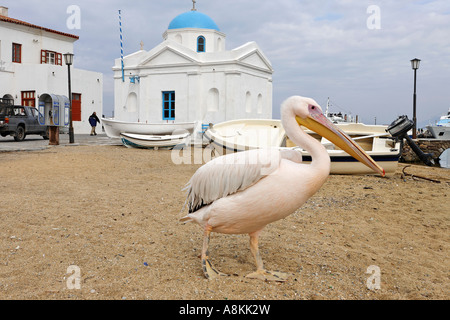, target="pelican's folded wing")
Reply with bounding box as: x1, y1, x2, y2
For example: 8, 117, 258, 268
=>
185, 149, 283, 213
